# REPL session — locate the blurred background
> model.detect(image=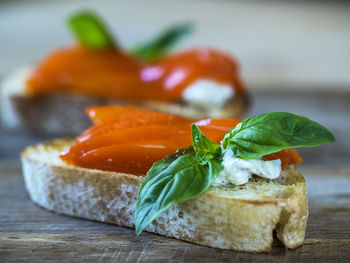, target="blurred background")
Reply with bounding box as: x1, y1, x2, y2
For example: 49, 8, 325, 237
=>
1, 0, 350, 88
0, 0, 349, 165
